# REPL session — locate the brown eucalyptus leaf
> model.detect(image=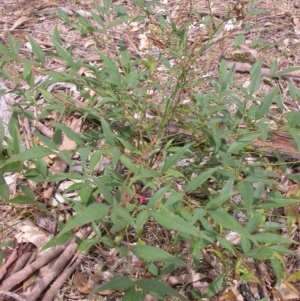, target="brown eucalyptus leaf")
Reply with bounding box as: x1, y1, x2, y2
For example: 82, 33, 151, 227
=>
73, 270, 94, 294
